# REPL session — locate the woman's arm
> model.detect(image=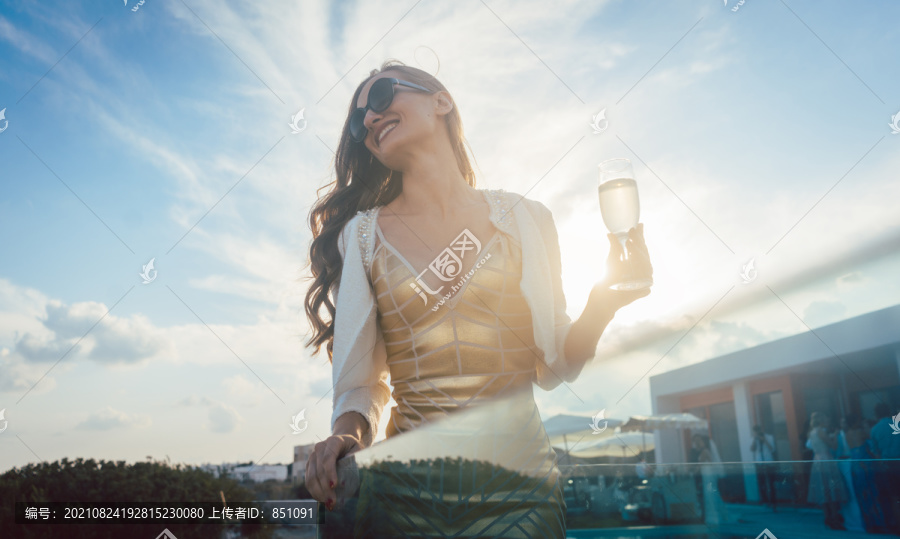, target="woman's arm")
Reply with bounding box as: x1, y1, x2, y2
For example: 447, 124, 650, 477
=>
530, 201, 651, 387
563, 287, 618, 364
563, 224, 652, 365
330, 215, 392, 448
333, 411, 369, 445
